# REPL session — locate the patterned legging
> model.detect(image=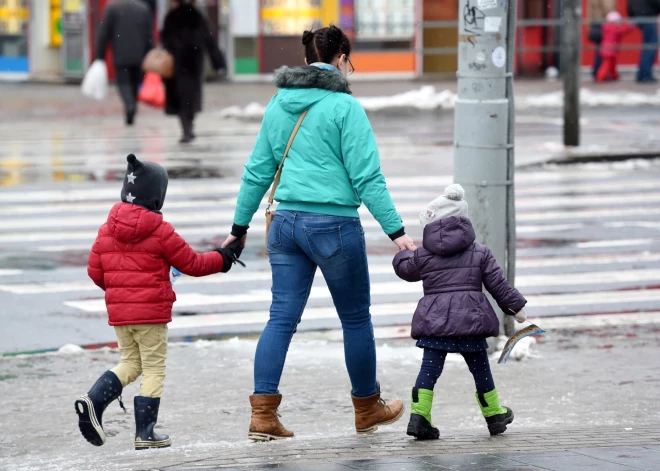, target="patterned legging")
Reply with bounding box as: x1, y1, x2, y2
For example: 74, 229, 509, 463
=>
415, 348, 495, 393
